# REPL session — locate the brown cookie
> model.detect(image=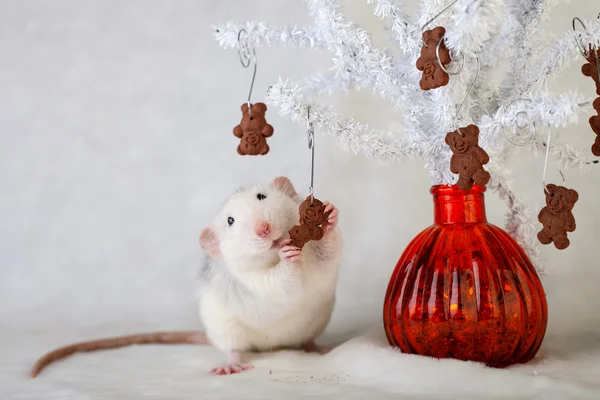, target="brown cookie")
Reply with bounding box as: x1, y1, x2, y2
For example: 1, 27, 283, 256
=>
233, 102, 274, 155
592, 135, 600, 157
445, 125, 490, 191
537, 184, 578, 250
582, 44, 600, 96
590, 98, 600, 156
416, 26, 452, 91
288, 196, 331, 249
